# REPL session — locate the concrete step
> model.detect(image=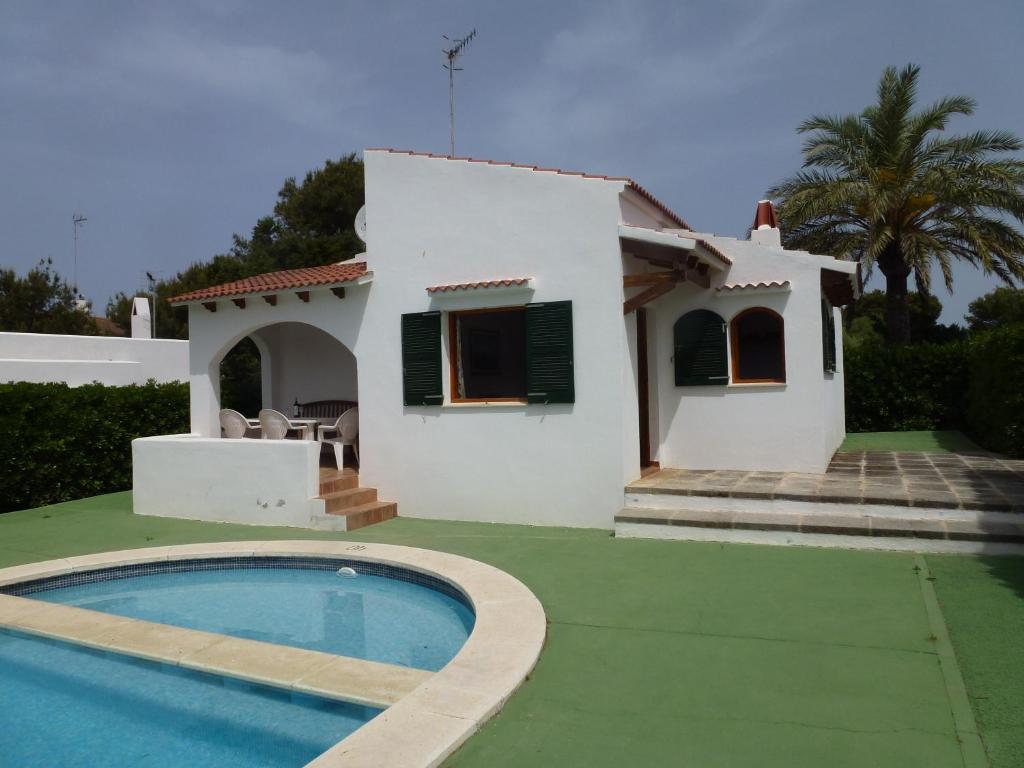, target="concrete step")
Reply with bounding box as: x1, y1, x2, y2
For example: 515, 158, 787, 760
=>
319, 468, 359, 495
326, 501, 398, 532
616, 506, 1024, 544
321, 486, 378, 513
